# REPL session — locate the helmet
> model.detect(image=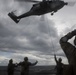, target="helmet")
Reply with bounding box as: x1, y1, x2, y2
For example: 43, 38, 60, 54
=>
9, 59, 13, 63
59, 58, 62, 62
24, 57, 28, 61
